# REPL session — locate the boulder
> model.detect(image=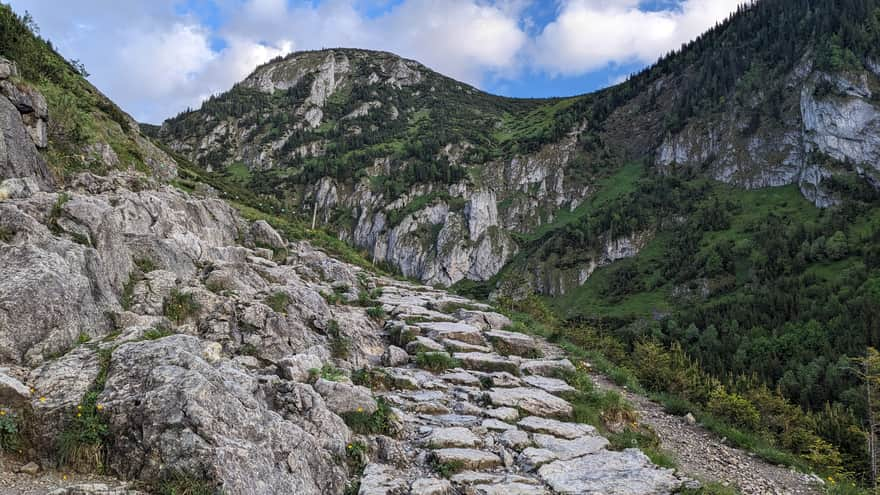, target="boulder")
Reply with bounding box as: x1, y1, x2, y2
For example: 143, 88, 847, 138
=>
248, 220, 286, 250
537, 449, 683, 495
532, 433, 609, 460
313, 378, 377, 415
382, 345, 410, 367
500, 429, 531, 450
99, 335, 348, 494
0, 370, 30, 409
